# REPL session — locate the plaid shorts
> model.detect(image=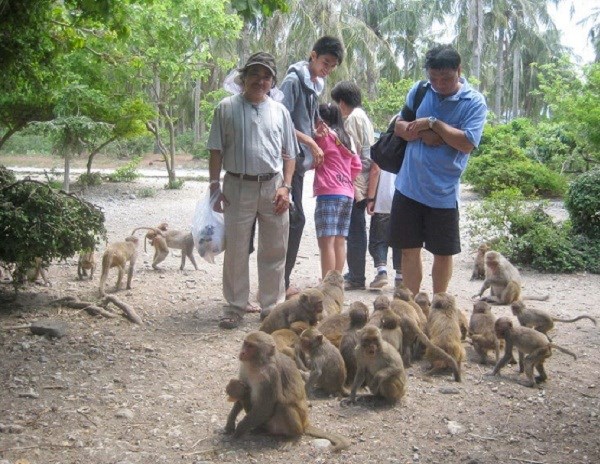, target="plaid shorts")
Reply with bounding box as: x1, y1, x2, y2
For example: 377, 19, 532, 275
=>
314, 195, 353, 238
